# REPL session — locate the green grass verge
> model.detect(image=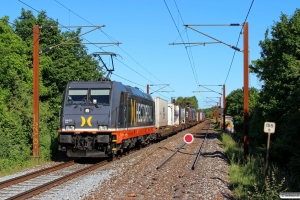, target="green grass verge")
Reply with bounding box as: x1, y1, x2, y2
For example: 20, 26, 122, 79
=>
214, 123, 287, 200
0, 158, 51, 178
